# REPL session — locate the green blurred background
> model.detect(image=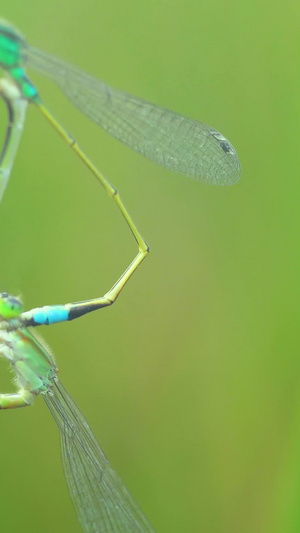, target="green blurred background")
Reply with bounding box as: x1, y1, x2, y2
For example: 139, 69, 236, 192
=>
0, 1, 299, 532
